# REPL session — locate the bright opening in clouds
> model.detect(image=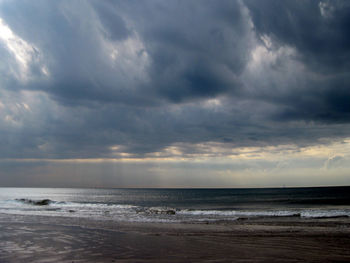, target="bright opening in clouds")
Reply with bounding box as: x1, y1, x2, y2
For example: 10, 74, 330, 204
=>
0, 0, 350, 187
